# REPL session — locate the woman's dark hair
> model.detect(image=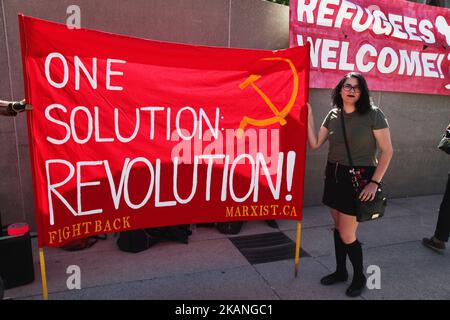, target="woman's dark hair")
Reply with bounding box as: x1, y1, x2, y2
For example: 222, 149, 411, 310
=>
331, 72, 372, 114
